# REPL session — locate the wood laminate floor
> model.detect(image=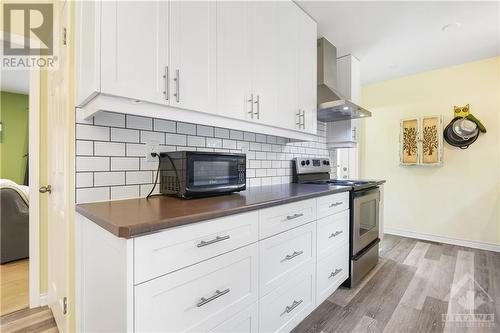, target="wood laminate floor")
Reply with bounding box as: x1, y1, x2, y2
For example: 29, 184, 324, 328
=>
292, 234, 500, 333
0, 306, 57, 333
1, 259, 29, 316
